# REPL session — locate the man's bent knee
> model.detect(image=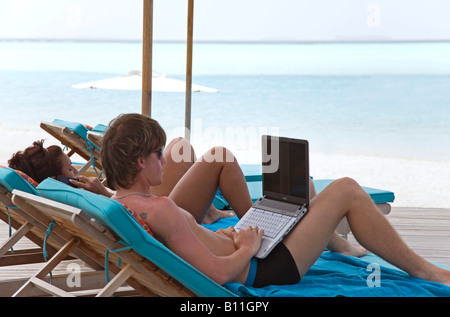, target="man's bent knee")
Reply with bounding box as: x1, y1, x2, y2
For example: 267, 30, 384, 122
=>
332, 177, 365, 197
202, 146, 236, 163
168, 137, 195, 163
